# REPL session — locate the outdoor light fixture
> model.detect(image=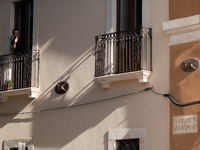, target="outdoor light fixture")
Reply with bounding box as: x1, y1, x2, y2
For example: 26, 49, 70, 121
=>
55, 81, 69, 94
180, 58, 199, 72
